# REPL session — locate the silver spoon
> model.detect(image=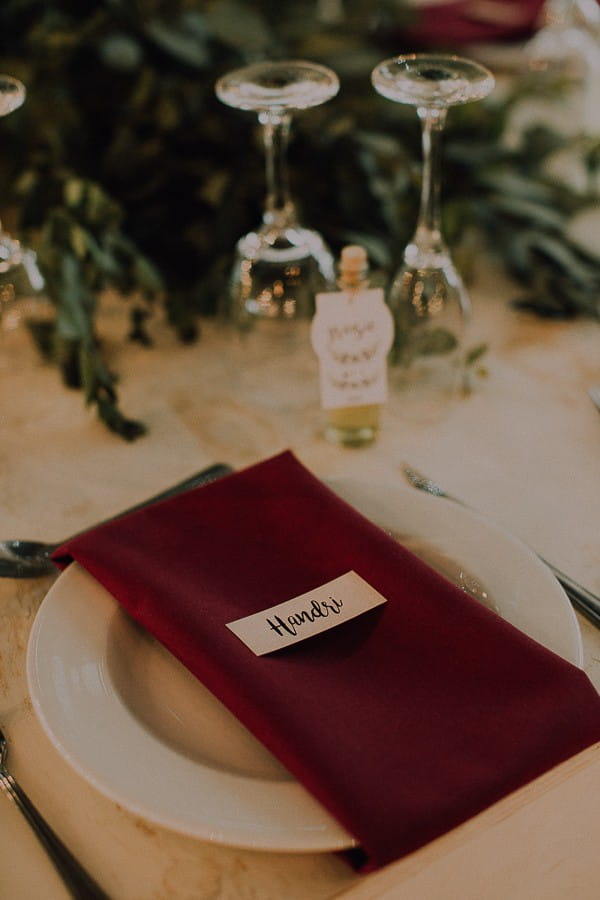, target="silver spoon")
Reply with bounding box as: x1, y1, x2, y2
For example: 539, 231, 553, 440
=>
401, 463, 600, 629
0, 726, 110, 898
0, 462, 232, 578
